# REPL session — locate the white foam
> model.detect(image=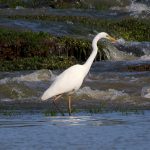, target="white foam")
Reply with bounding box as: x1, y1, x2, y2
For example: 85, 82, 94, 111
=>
0, 78, 10, 84
141, 86, 150, 99
116, 38, 126, 44
0, 98, 14, 102
15, 6, 24, 10
15, 69, 53, 82
144, 93, 150, 98
126, 1, 150, 14
140, 55, 150, 60
76, 86, 129, 100
0, 69, 55, 84
110, 1, 150, 17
